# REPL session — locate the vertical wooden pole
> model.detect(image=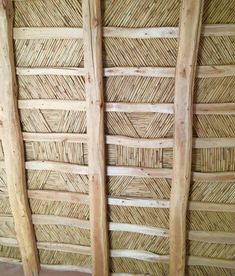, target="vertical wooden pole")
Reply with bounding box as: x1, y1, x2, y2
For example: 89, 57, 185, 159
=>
169, 1, 204, 275
82, 0, 109, 275
0, 1, 39, 275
